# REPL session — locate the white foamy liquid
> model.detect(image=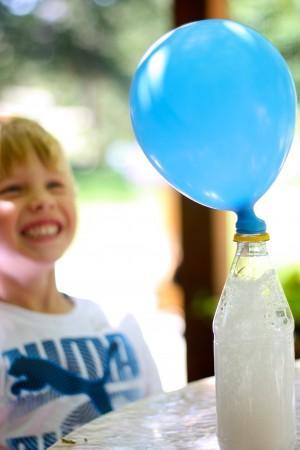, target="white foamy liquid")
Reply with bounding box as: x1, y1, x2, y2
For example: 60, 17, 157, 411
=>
214, 272, 296, 450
